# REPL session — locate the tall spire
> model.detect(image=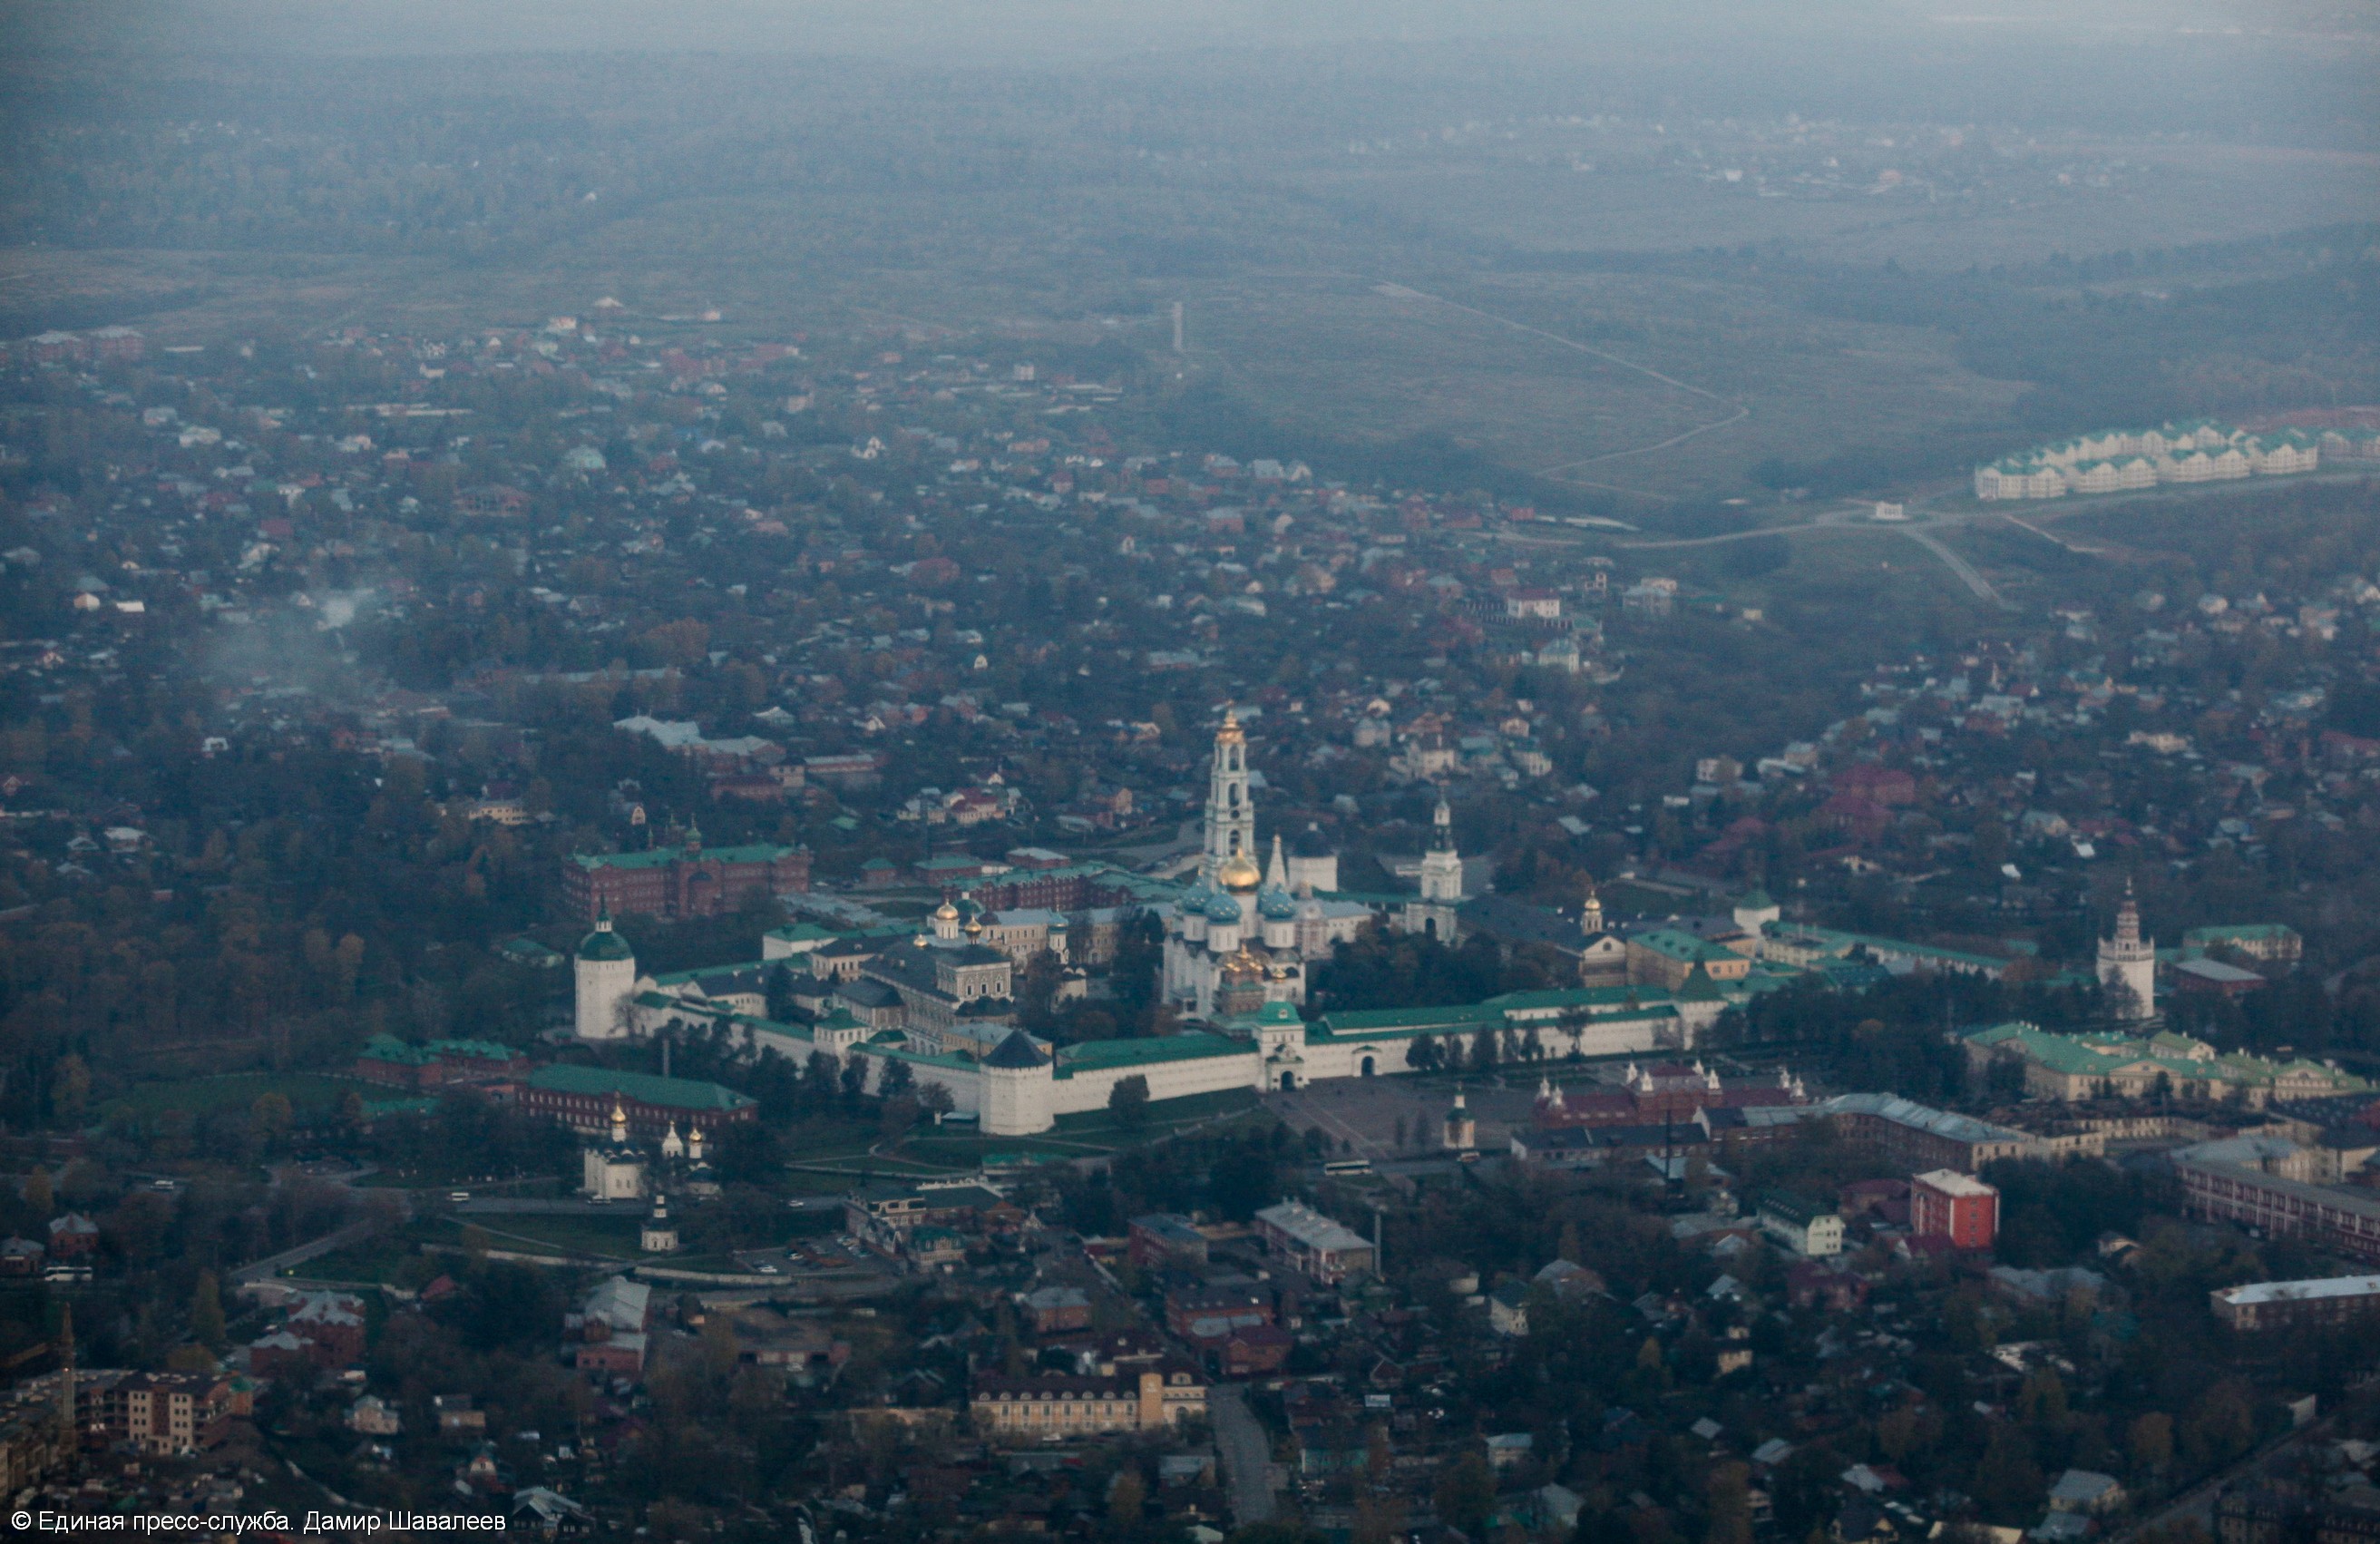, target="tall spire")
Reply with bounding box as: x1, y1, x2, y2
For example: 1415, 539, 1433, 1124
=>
1419, 791, 1464, 904
2114, 878, 2141, 950
1264, 833, 1287, 890
1205, 705, 1256, 870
